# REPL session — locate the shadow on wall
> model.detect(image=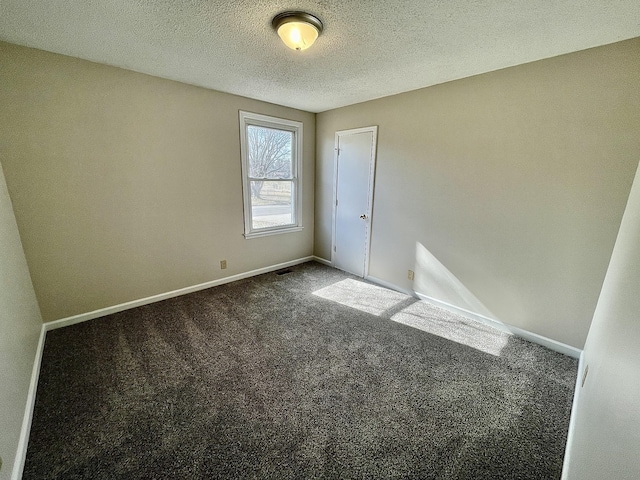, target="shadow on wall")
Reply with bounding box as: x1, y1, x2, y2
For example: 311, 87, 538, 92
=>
414, 241, 495, 319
